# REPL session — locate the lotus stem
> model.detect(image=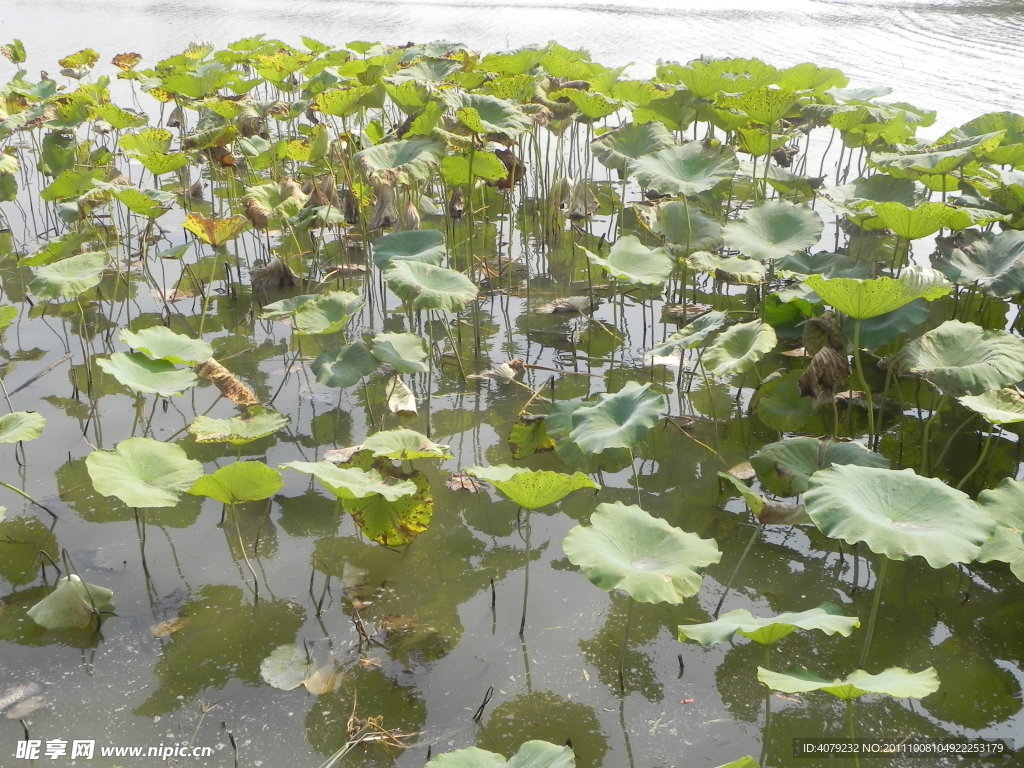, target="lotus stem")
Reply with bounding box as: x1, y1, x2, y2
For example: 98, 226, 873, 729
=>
920, 394, 948, 475
0, 480, 58, 521
714, 522, 762, 617
617, 599, 636, 696
859, 555, 890, 667
847, 699, 861, 768
628, 449, 642, 507
956, 426, 995, 491
760, 643, 773, 767
851, 319, 875, 443
518, 507, 530, 640
871, 360, 895, 450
